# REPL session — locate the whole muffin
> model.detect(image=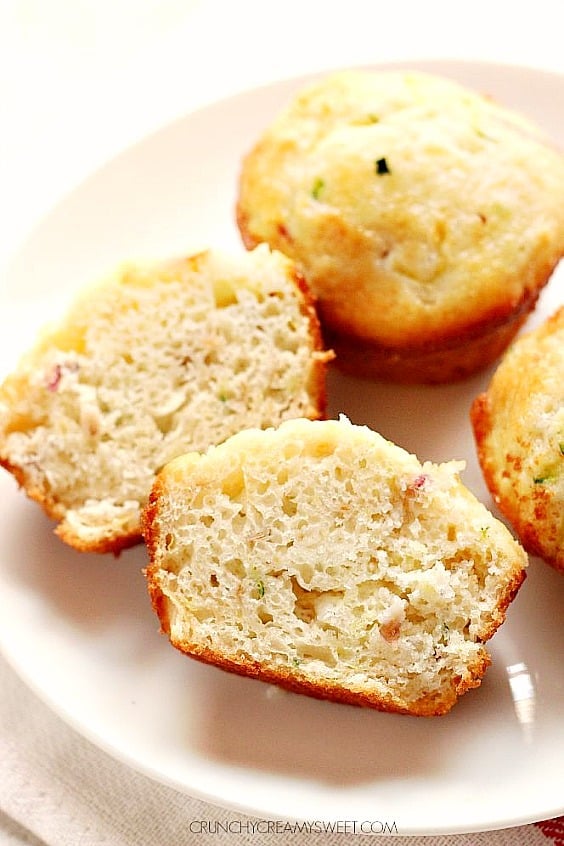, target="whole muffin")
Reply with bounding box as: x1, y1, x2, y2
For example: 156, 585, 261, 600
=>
471, 307, 564, 572
237, 69, 564, 382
